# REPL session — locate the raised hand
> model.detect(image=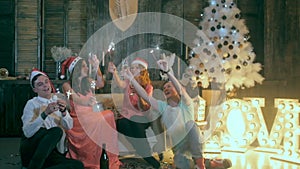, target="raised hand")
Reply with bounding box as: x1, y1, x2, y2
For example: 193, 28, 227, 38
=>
57, 99, 67, 113
88, 96, 97, 106
89, 53, 100, 70
123, 68, 134, 81
157, 59, 169, 72
45, 102, 59, 115
108, 62, 117, 73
